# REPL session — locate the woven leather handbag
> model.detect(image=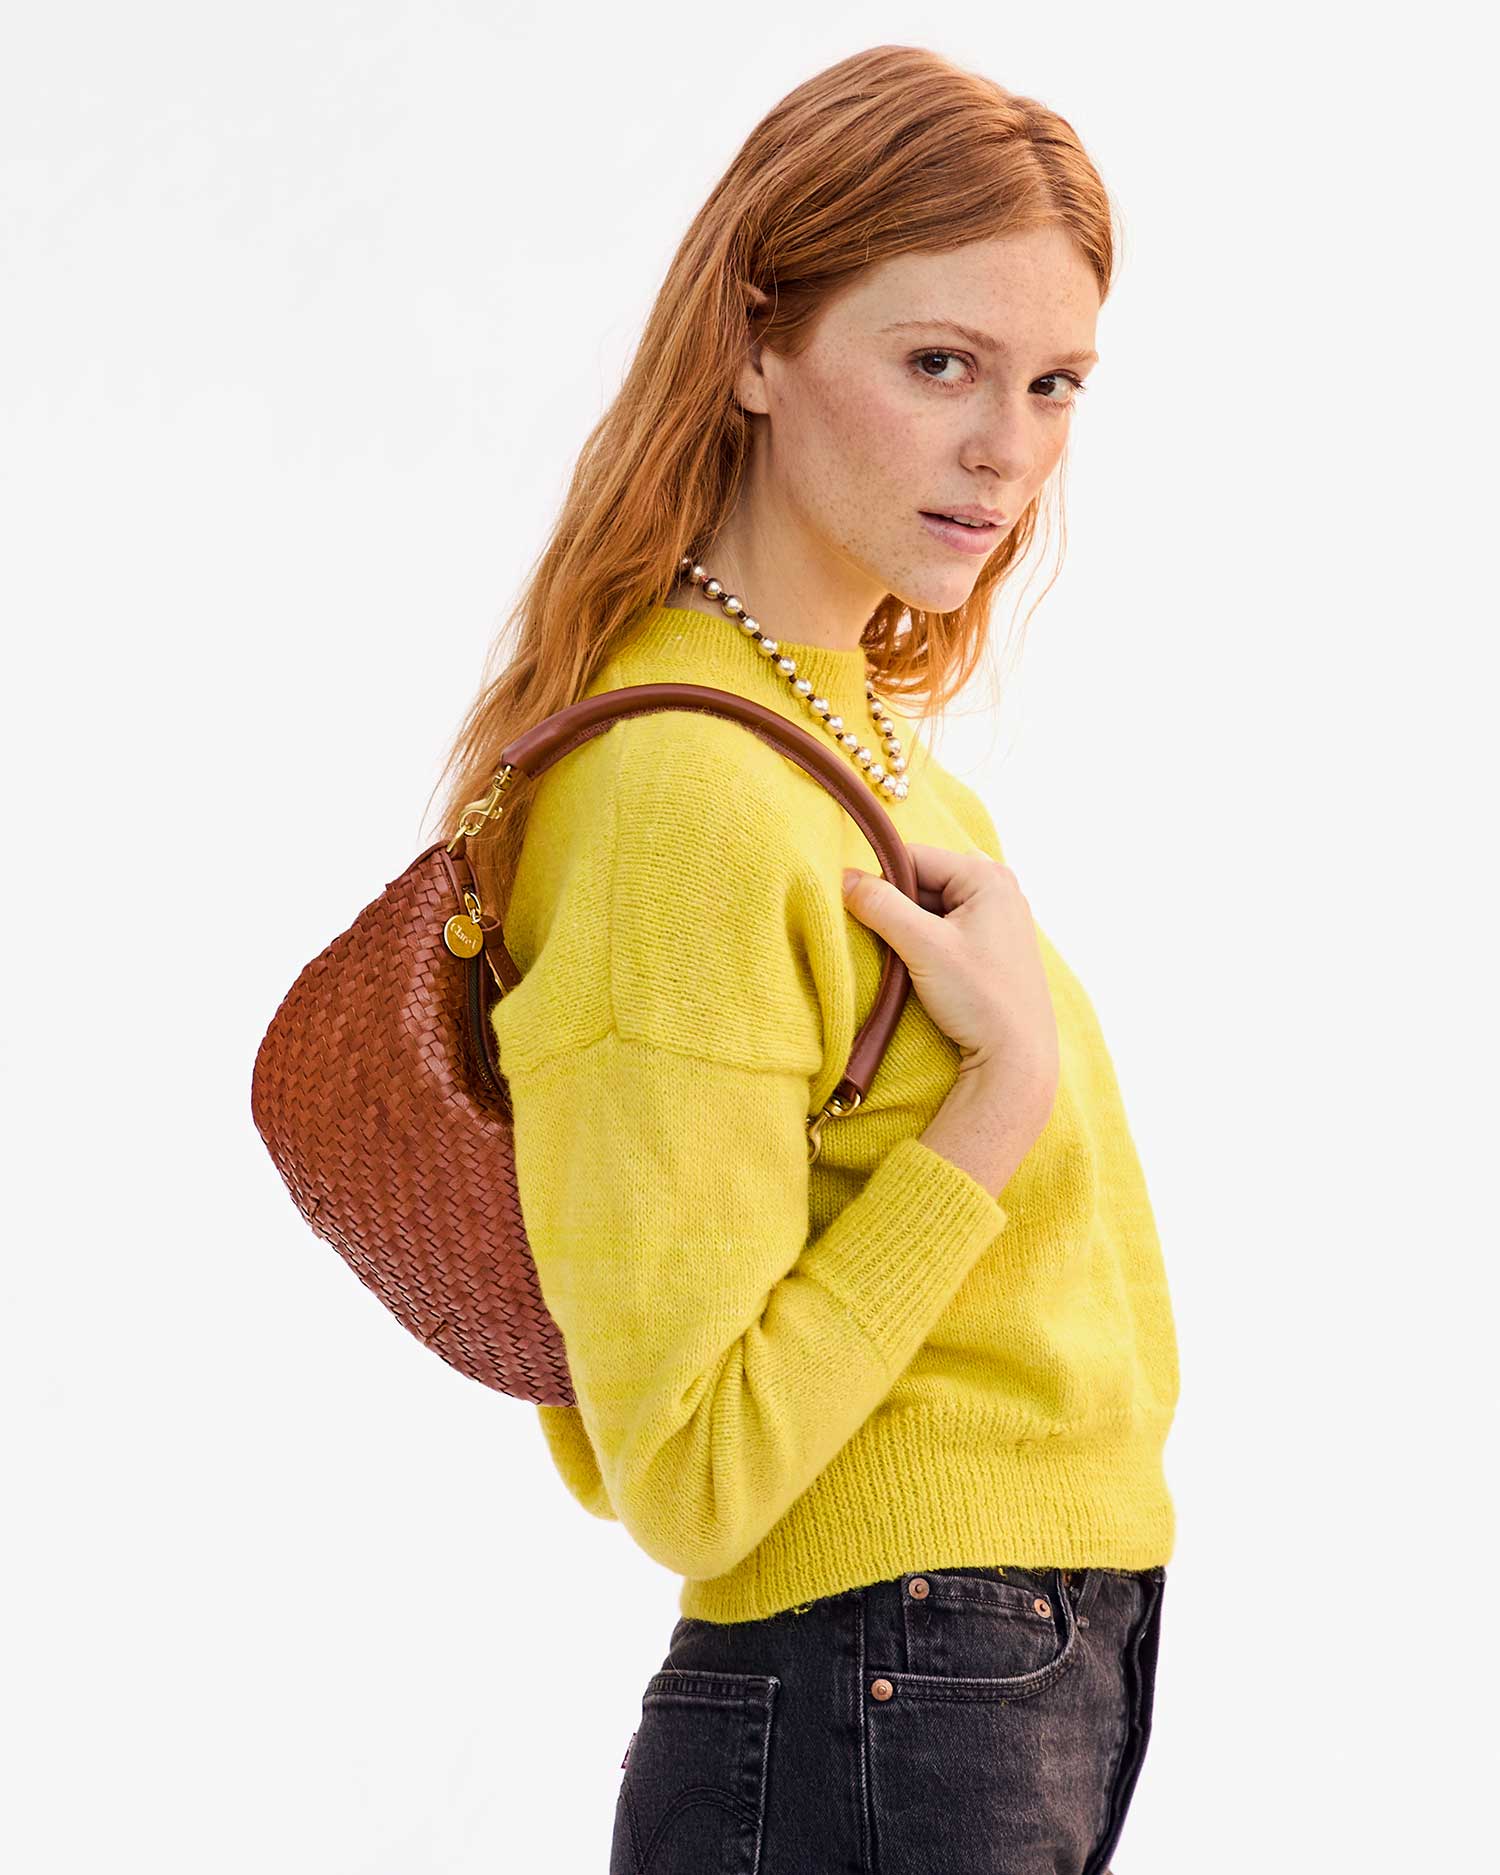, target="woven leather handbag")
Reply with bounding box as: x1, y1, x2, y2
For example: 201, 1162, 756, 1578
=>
250, 683, 918, 1404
